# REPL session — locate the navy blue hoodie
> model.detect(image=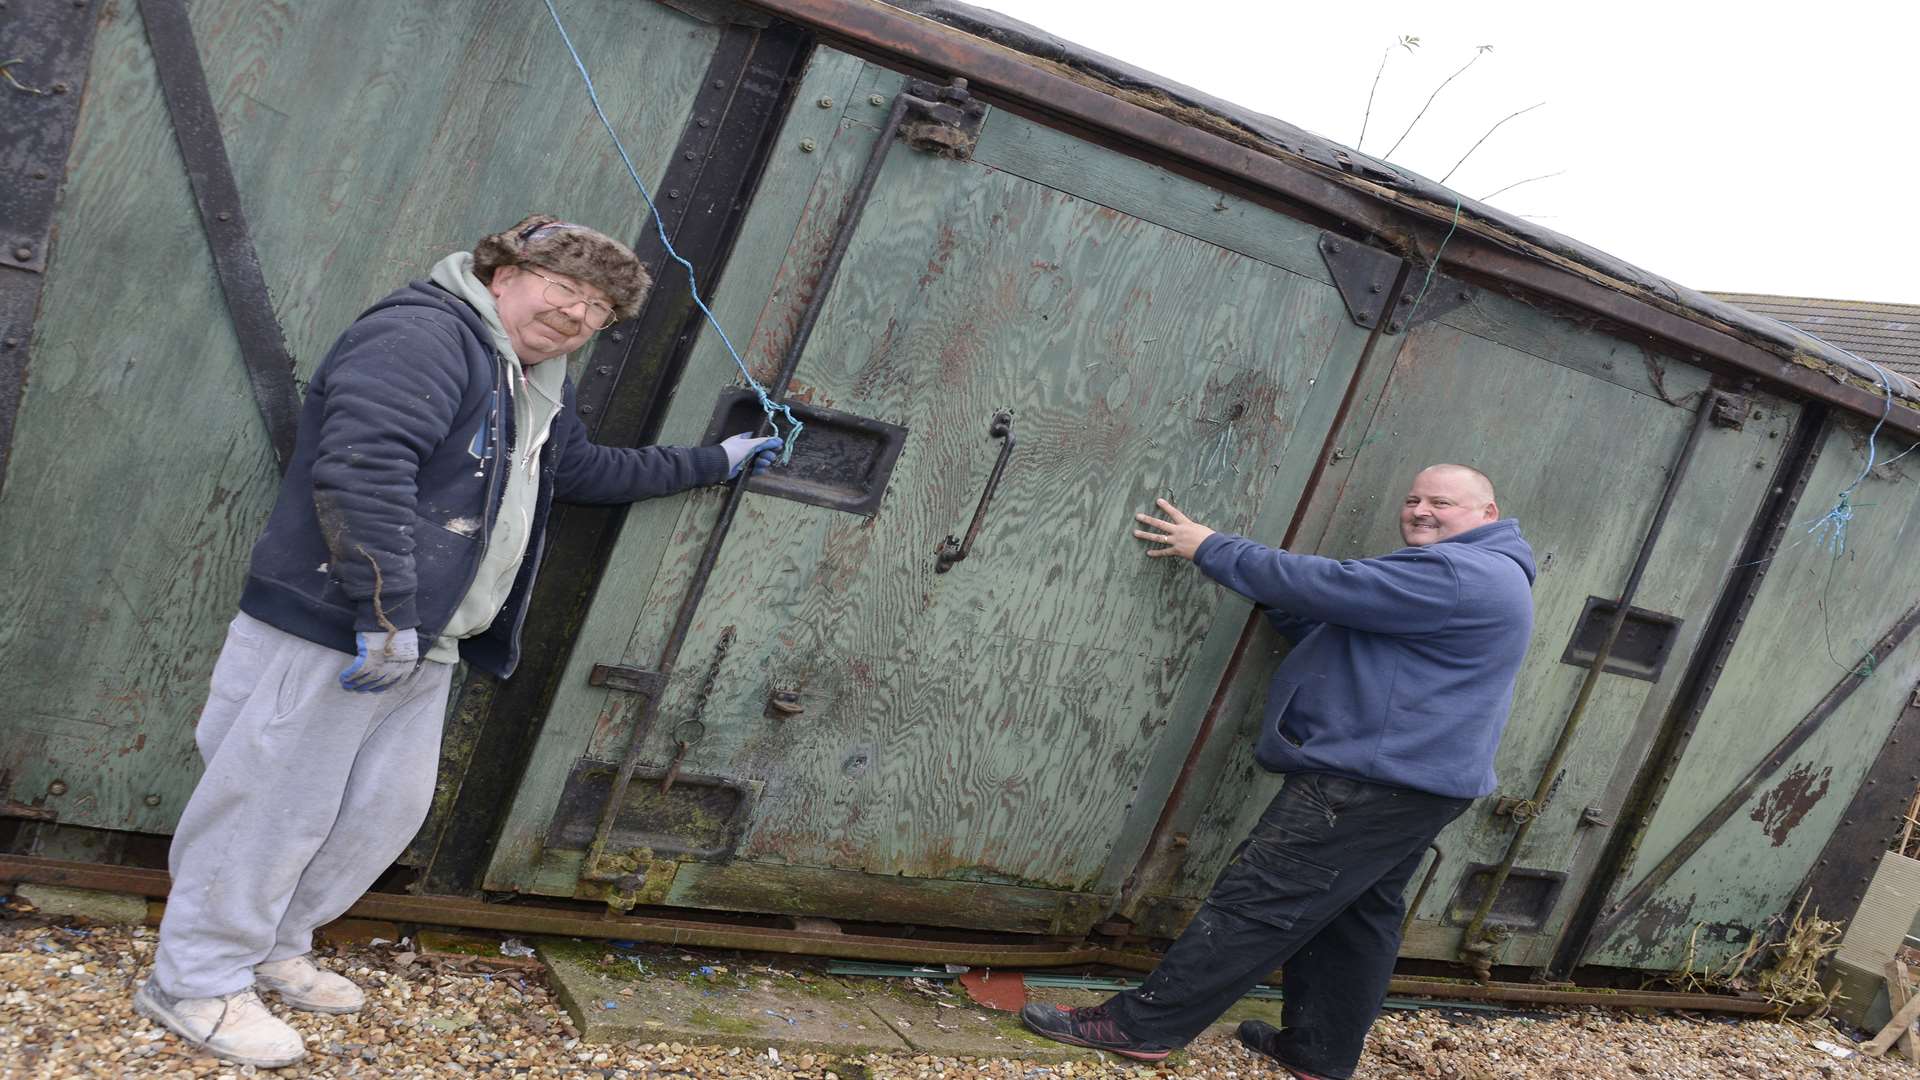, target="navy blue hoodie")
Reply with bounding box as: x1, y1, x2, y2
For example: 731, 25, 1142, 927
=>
239, 282, 729, 677
1193, 519, 1537, 798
